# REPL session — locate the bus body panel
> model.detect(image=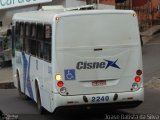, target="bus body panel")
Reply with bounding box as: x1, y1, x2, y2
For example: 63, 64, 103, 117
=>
55, 11, 143, 96
56, 47, 142, 95
52, 87, 144, 112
